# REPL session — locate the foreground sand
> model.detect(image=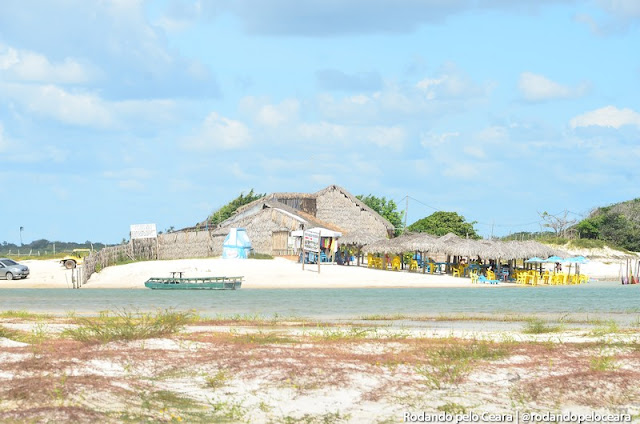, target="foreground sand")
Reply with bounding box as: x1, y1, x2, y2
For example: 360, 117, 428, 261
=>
1, 315, 639, 423
0, 256, 627, 289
